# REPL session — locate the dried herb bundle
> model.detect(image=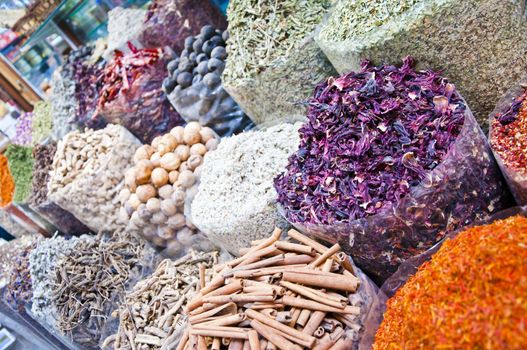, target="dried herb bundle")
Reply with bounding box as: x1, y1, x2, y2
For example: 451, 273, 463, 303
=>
184, 228, 373, 350
5, 144, 34, 203
373, 215, 527, 349
53, 231, 155, 348
103, 250, 219, 350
